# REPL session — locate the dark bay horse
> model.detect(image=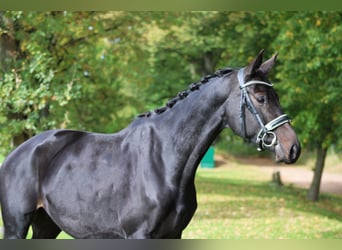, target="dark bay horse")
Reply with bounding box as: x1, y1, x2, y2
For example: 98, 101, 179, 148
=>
0, 50, 300, 239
